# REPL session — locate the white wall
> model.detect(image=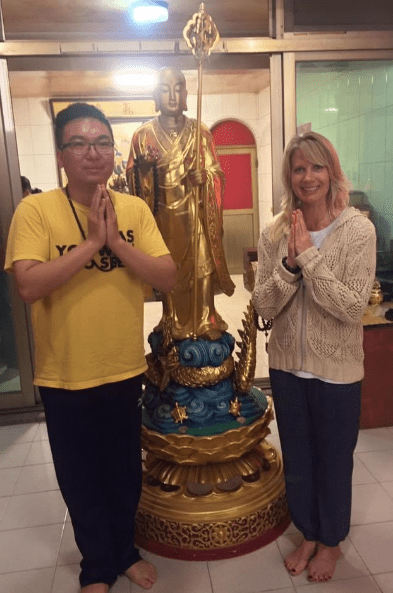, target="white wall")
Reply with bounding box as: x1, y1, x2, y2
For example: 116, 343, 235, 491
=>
188, 88, 273, 232
12, 98, 58, 193
12, 90, 273, 231
257, 86, 273, 229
